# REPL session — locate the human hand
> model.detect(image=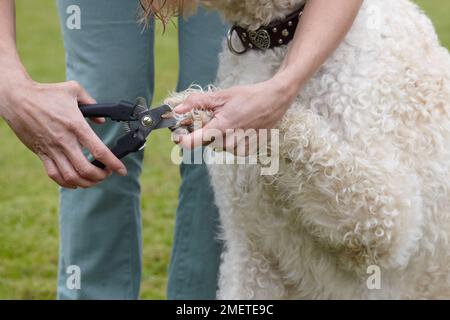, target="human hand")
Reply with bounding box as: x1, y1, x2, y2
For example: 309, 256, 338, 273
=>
173, 75, 298, 151
0, 76, 127, 188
